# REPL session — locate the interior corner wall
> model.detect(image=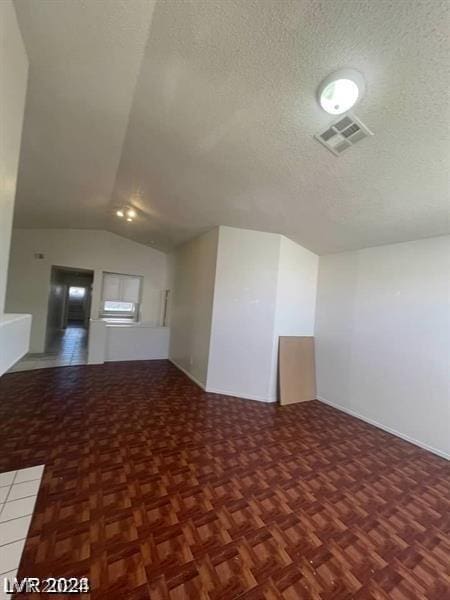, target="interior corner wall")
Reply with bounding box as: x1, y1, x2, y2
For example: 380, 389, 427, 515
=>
315, 235, 450, 459
269, 236, 319, 397
206, 226, 281, 402
169, 226, 320, 403
5, 229, 169, 353
274, 237, 319, 336
0, 2, 28, 312
169, 228, 219, 388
